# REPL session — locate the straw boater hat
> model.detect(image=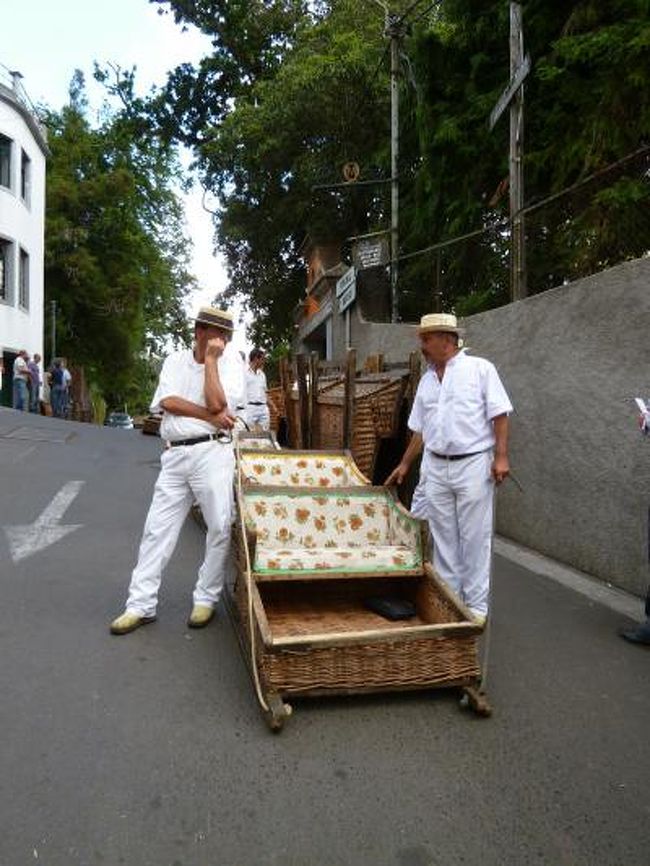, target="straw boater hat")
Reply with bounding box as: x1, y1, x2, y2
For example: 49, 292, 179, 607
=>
194, 306, 234, 331
417, 312, 464, 336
